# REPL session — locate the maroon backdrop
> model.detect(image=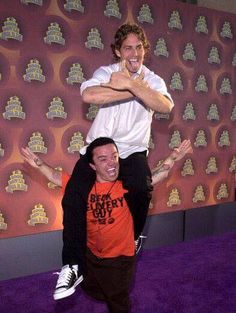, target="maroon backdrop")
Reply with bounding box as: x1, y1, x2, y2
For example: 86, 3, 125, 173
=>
0, 0, 235, 239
